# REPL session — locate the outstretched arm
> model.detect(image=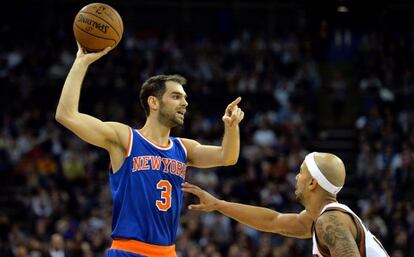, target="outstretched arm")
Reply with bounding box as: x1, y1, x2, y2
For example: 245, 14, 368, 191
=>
182, 182, 313, 238
55, 44, 129, 170
181, 97, 244, 168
